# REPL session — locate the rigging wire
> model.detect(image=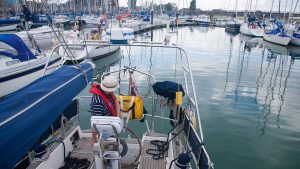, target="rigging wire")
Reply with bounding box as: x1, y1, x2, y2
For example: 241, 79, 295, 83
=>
37, 0, 90, 84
